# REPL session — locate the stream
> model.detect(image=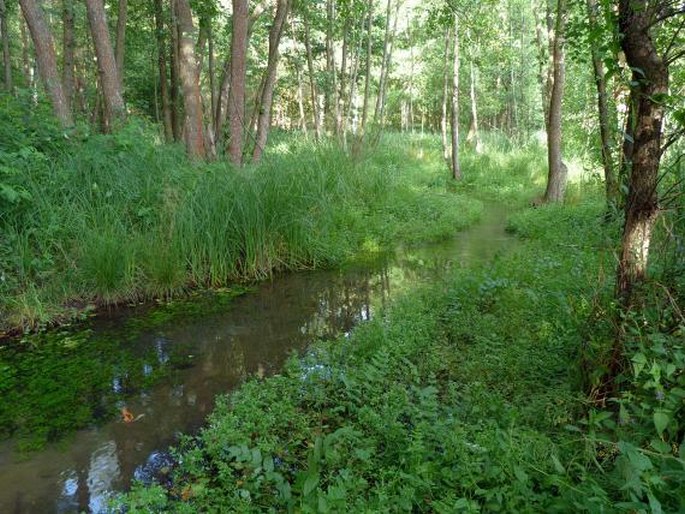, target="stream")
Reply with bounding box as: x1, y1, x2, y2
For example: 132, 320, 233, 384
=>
0, 204, 514, 513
